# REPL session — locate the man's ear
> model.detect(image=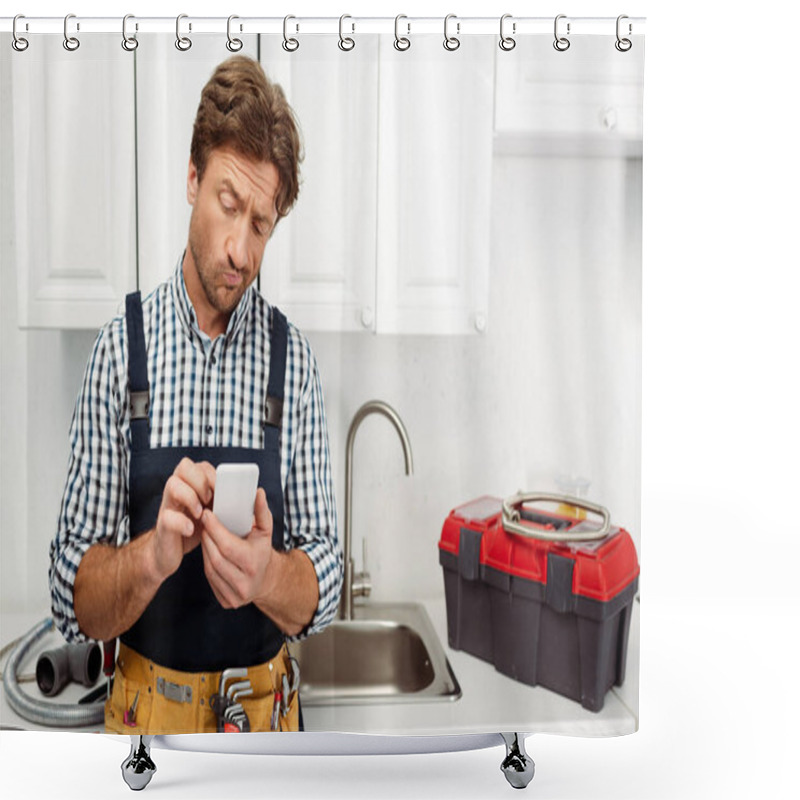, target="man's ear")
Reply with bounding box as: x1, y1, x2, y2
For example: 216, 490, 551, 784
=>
187, 157, 199, 205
